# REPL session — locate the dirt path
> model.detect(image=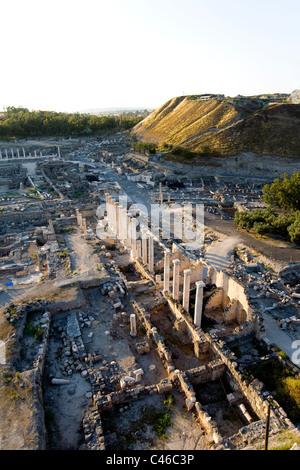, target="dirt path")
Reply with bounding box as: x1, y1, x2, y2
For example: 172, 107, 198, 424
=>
64, 232, 100, 276
204, 235, 241, 270
162, 405, 207, 450
204, 212, 300, 264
